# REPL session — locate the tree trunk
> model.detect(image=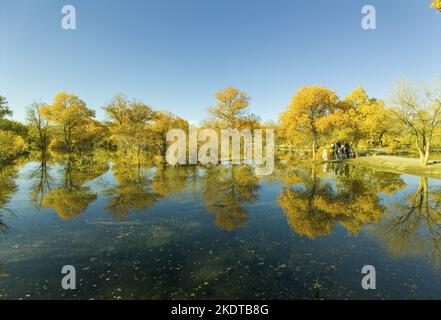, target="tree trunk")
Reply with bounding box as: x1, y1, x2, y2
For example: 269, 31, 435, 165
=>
353, 141, 359, 158
312, 142, 316, 160
416, 141, 430, 167
414, 176, 429, 214
137, 146, 141, 167
415, 140, 429, 167
423, 140, 430, 167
